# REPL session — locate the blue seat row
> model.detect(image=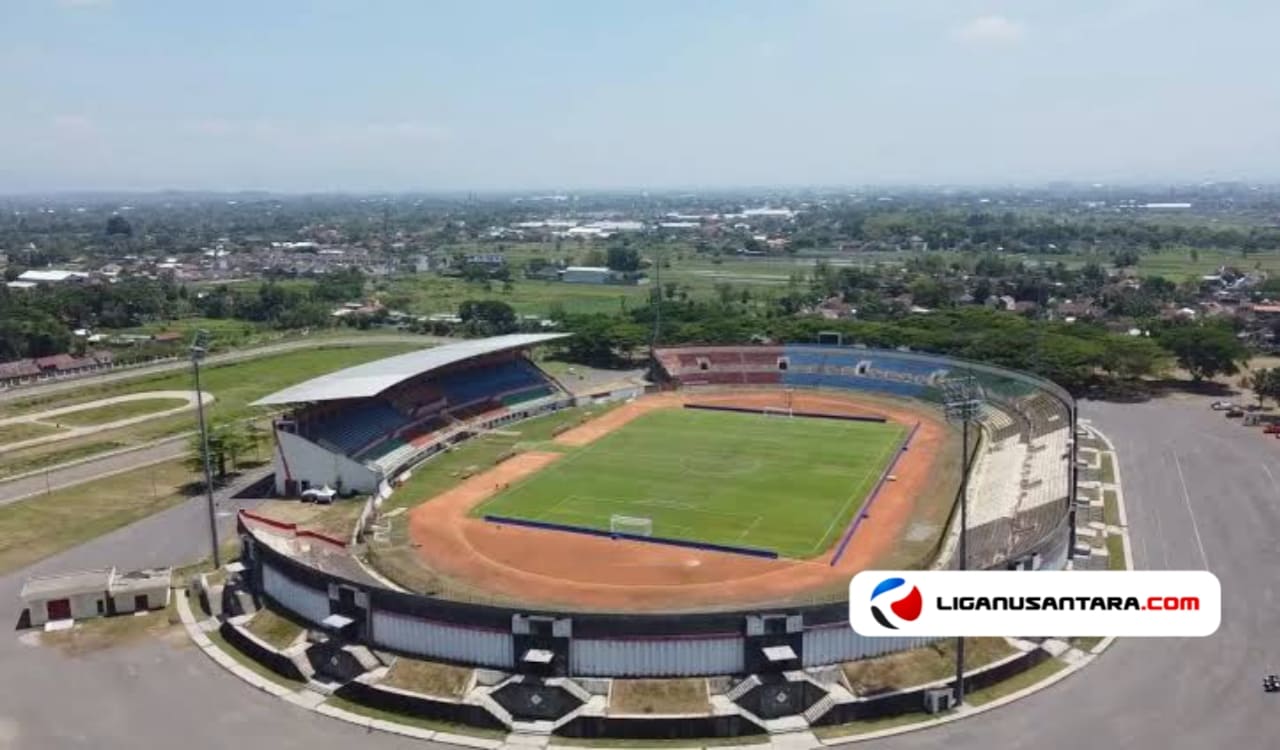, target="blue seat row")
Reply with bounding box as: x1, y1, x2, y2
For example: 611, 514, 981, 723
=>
308, 400, 409, 455
435, 360, 547, 407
